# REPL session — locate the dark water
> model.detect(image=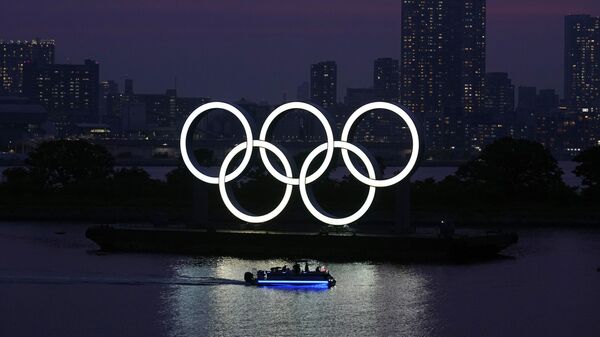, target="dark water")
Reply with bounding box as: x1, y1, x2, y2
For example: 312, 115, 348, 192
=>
1, 222, 599, 337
